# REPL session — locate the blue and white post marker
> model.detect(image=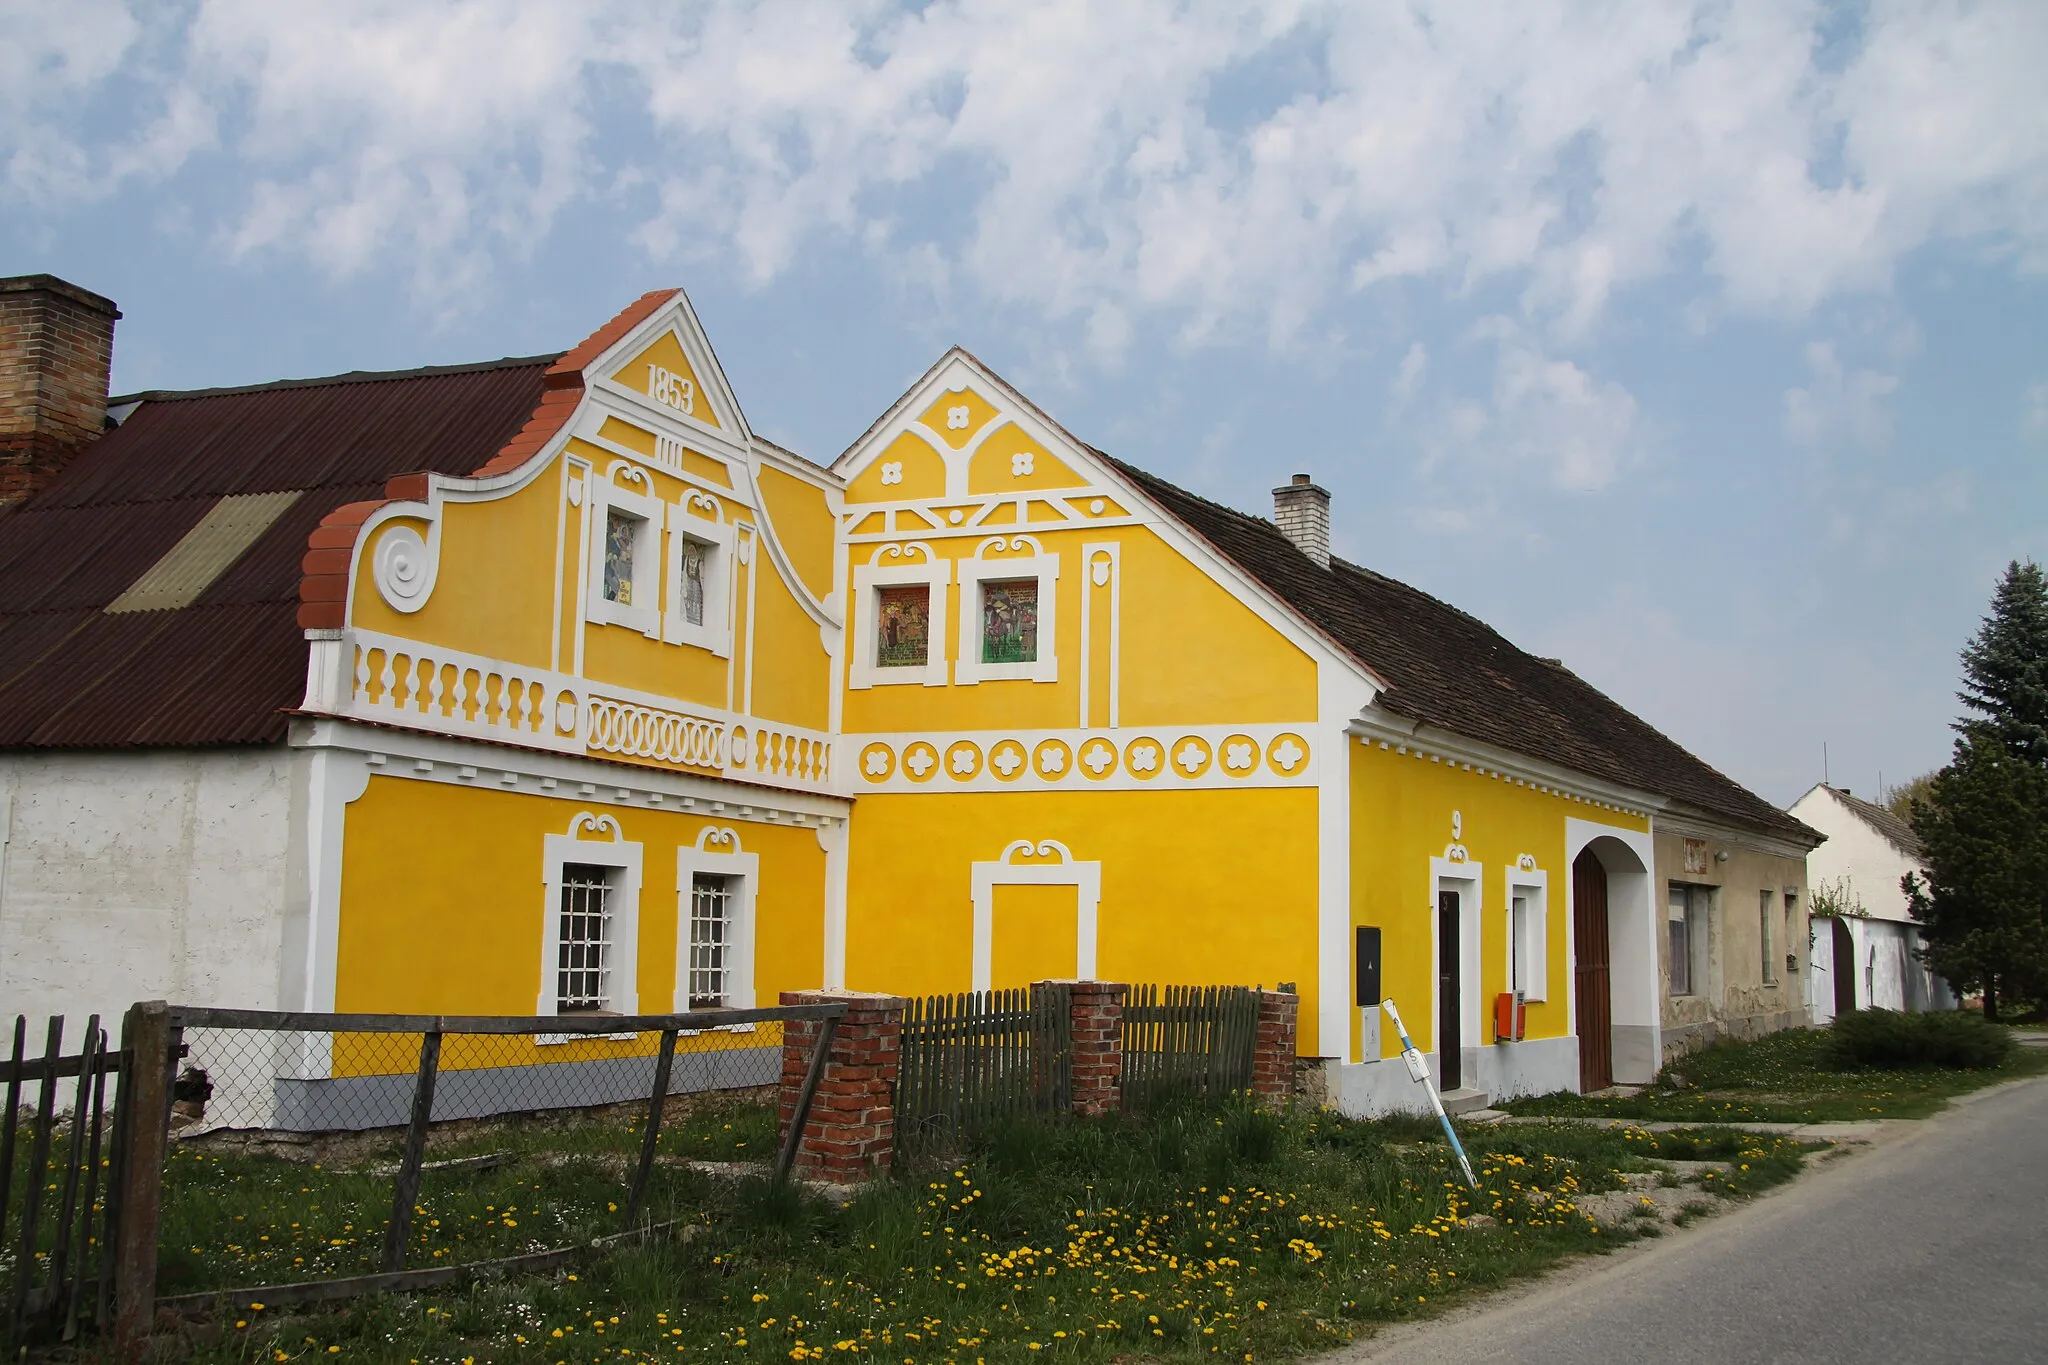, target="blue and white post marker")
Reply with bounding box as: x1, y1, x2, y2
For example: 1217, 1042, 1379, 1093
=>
1380, 998, 1481, 1191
